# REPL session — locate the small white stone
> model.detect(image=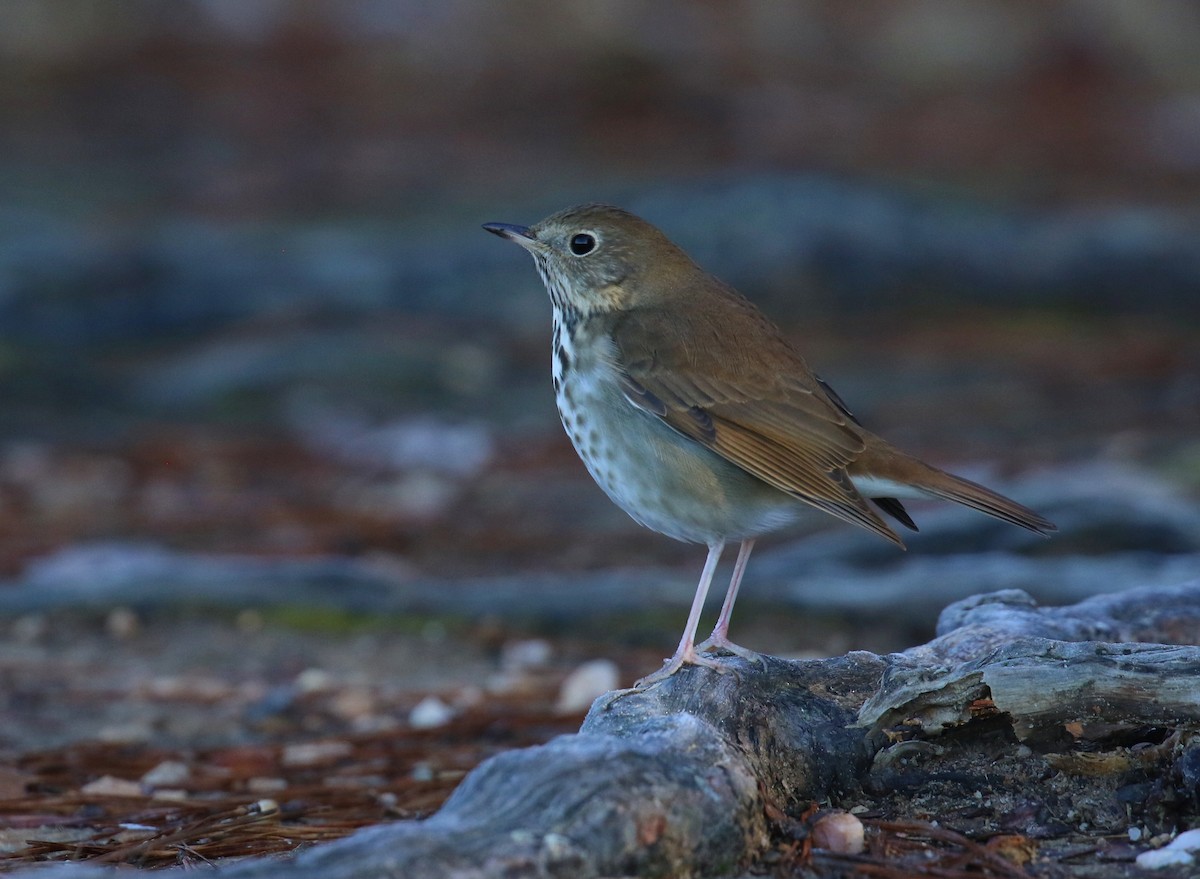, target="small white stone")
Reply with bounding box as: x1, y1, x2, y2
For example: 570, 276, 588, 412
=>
330, 687, 376, 721
1167, 829, 1200, 852
295, 668, 335, 693
377, 791, 399, 809
140, 760, 190, 787
501, 639, 553, 671
409, 695, 455, 729
1136, 848, 1194, 870
80, 775, 143, 798
811, 811, 866, 855
281, 740, 353, 767
1129, 826, 1143, 842
555, 659, 620, 713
